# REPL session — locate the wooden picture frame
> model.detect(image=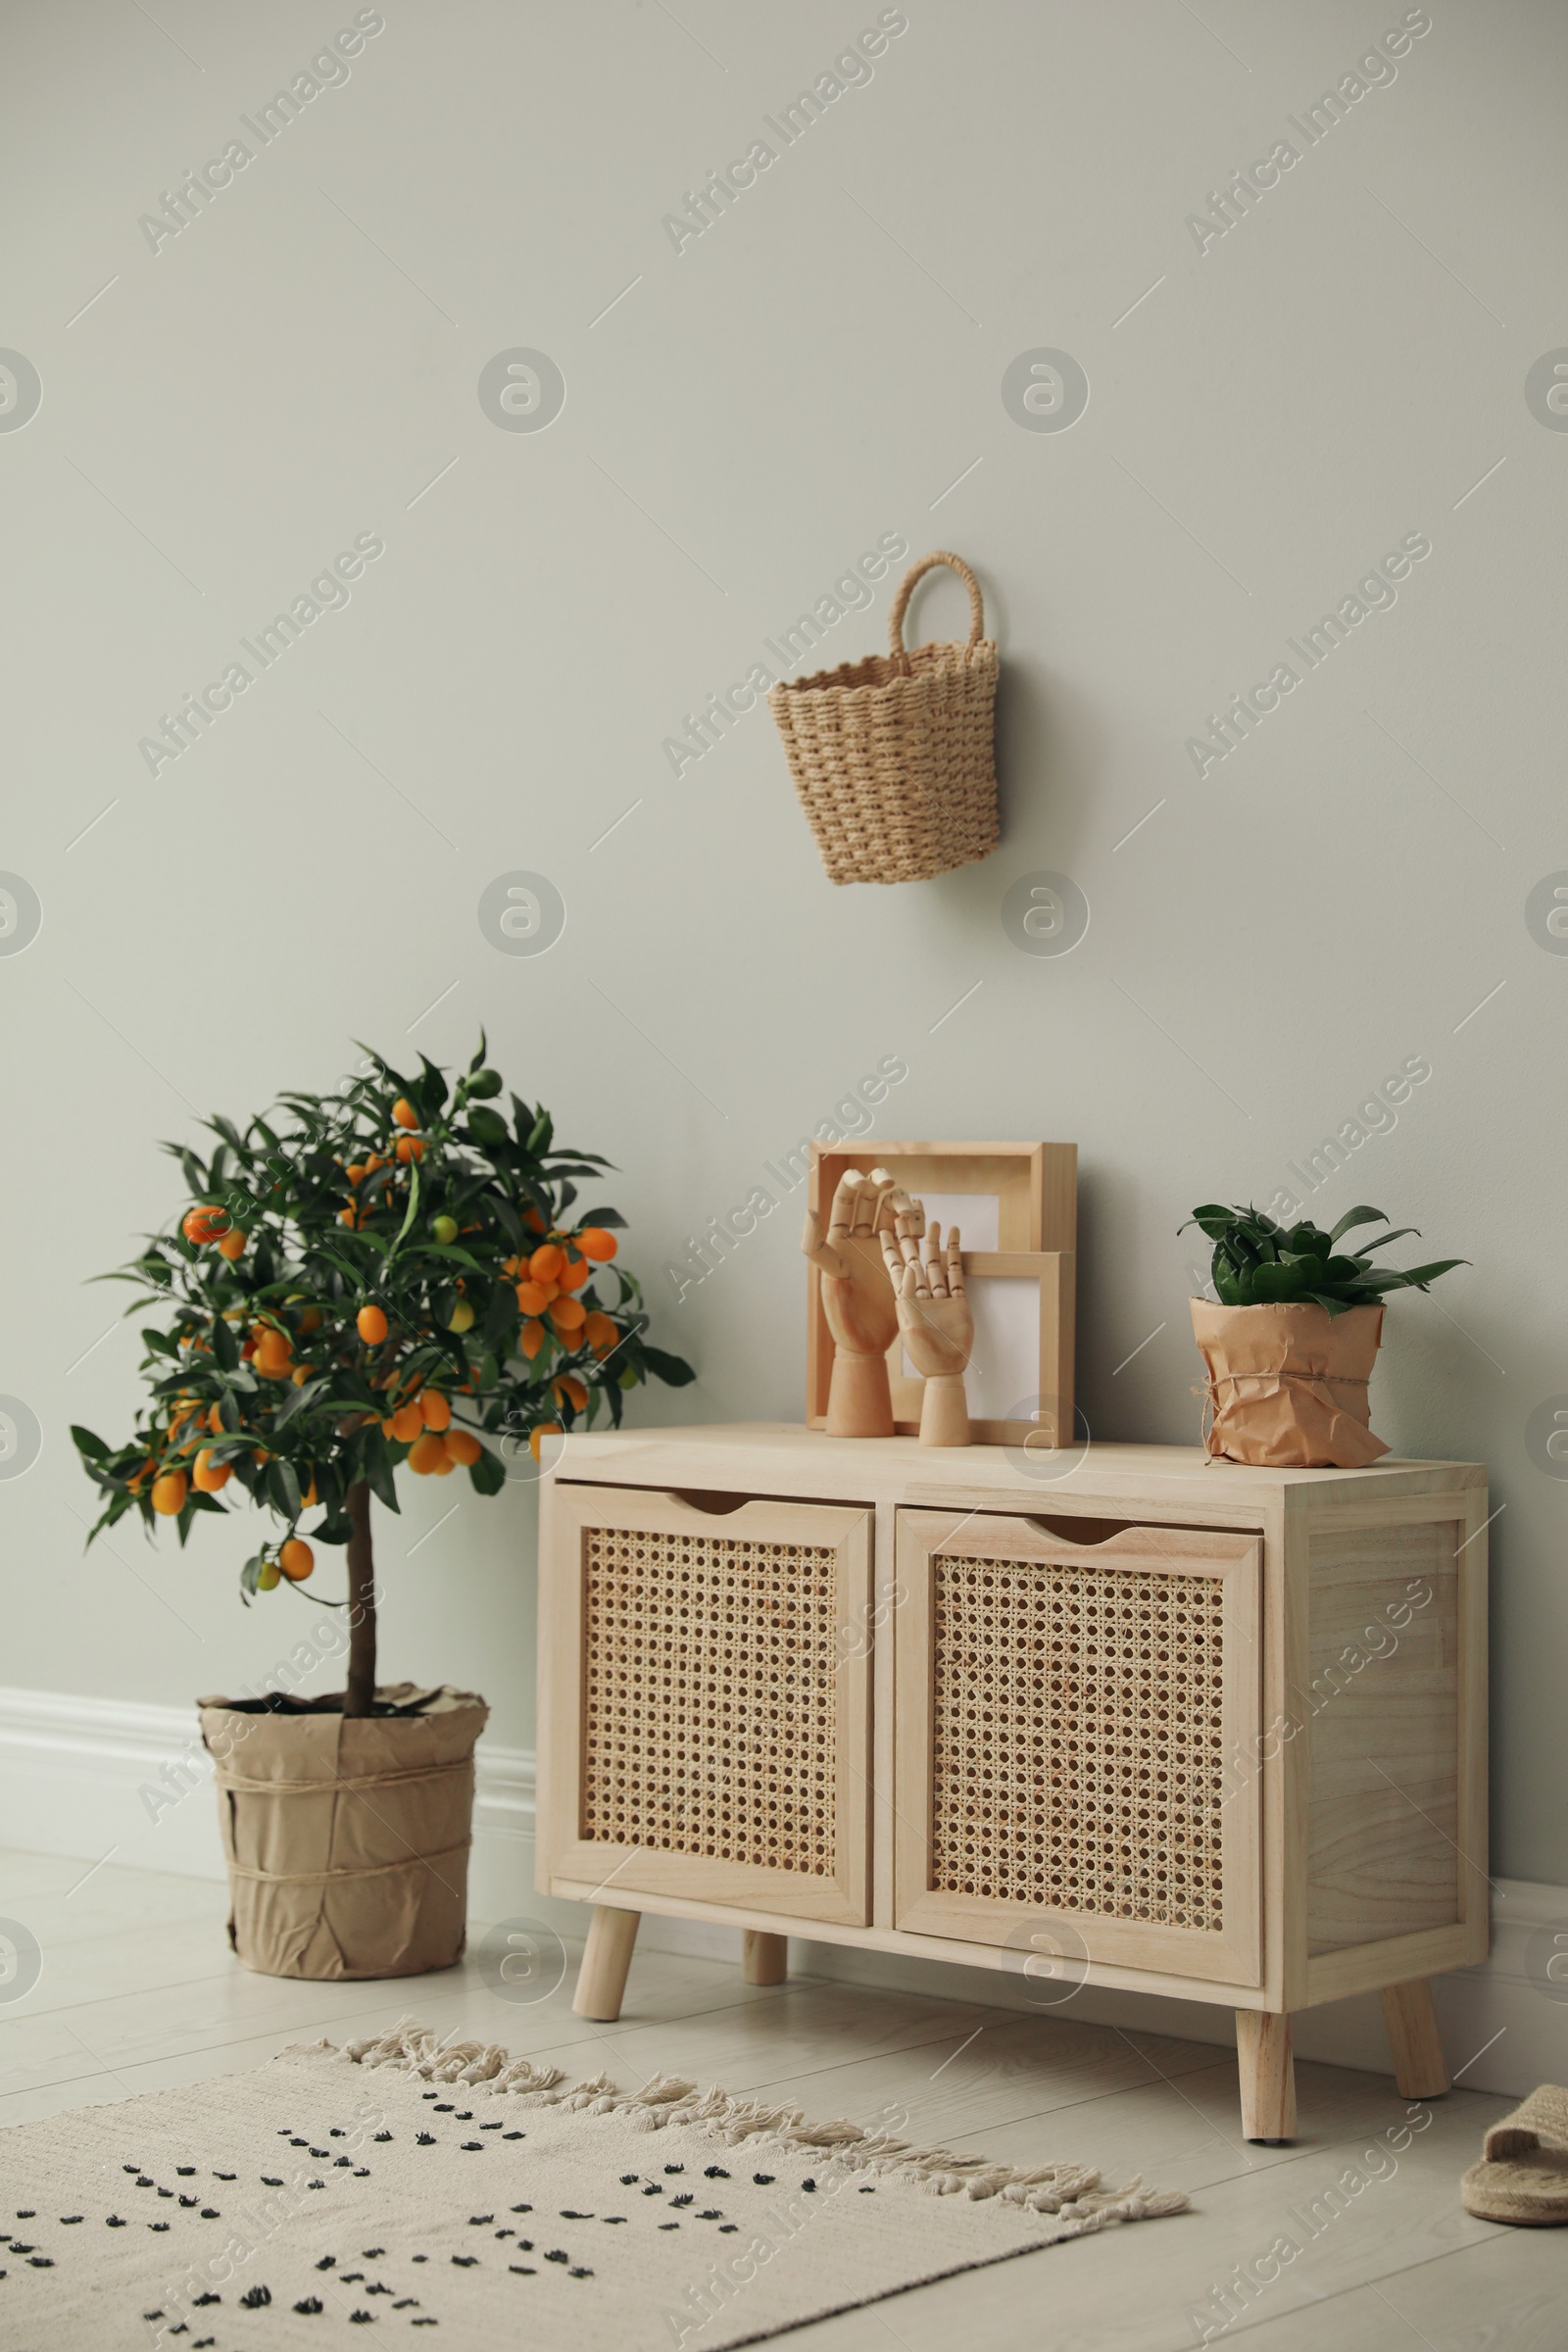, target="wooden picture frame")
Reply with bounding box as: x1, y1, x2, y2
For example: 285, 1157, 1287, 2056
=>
883, 1250, 1075, 1445
805, 1140, 1076, 1433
